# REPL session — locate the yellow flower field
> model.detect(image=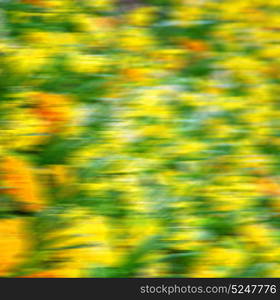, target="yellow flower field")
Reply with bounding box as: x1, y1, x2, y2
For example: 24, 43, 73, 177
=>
0, 0, 280, 277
